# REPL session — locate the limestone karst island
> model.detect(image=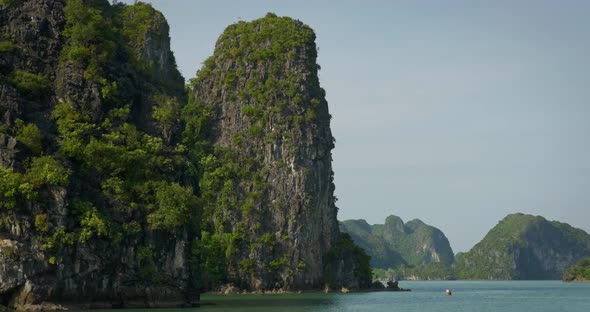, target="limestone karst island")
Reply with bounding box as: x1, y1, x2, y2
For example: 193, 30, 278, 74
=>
1, 0, 590, 311
0, 1, 370, 309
